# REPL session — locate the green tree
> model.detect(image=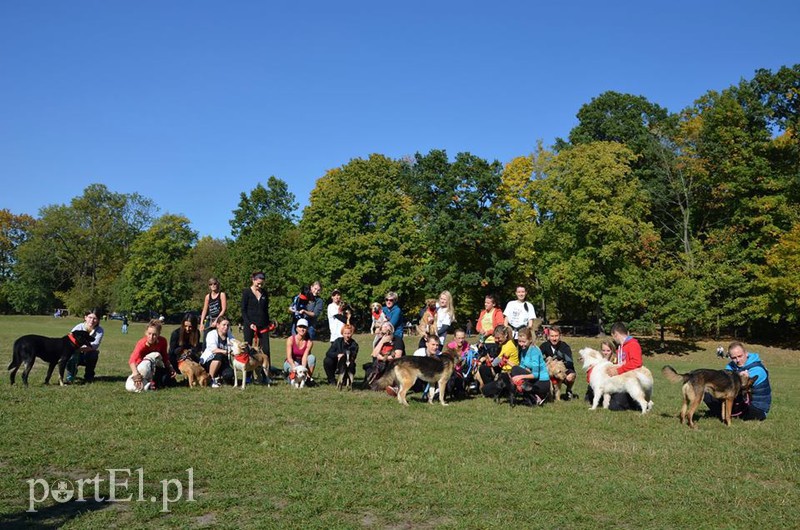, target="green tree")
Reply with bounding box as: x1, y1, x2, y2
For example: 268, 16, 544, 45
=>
0, 210, 36, 312
117, 214, 198, 315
